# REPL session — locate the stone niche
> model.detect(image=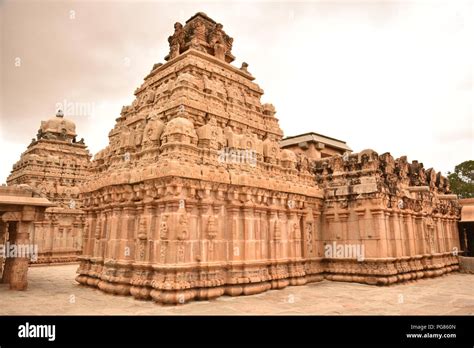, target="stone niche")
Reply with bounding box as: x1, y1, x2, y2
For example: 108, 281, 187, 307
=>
76, 12, 461, 304
76, 12, 325, 304
7, 111, 91, 264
